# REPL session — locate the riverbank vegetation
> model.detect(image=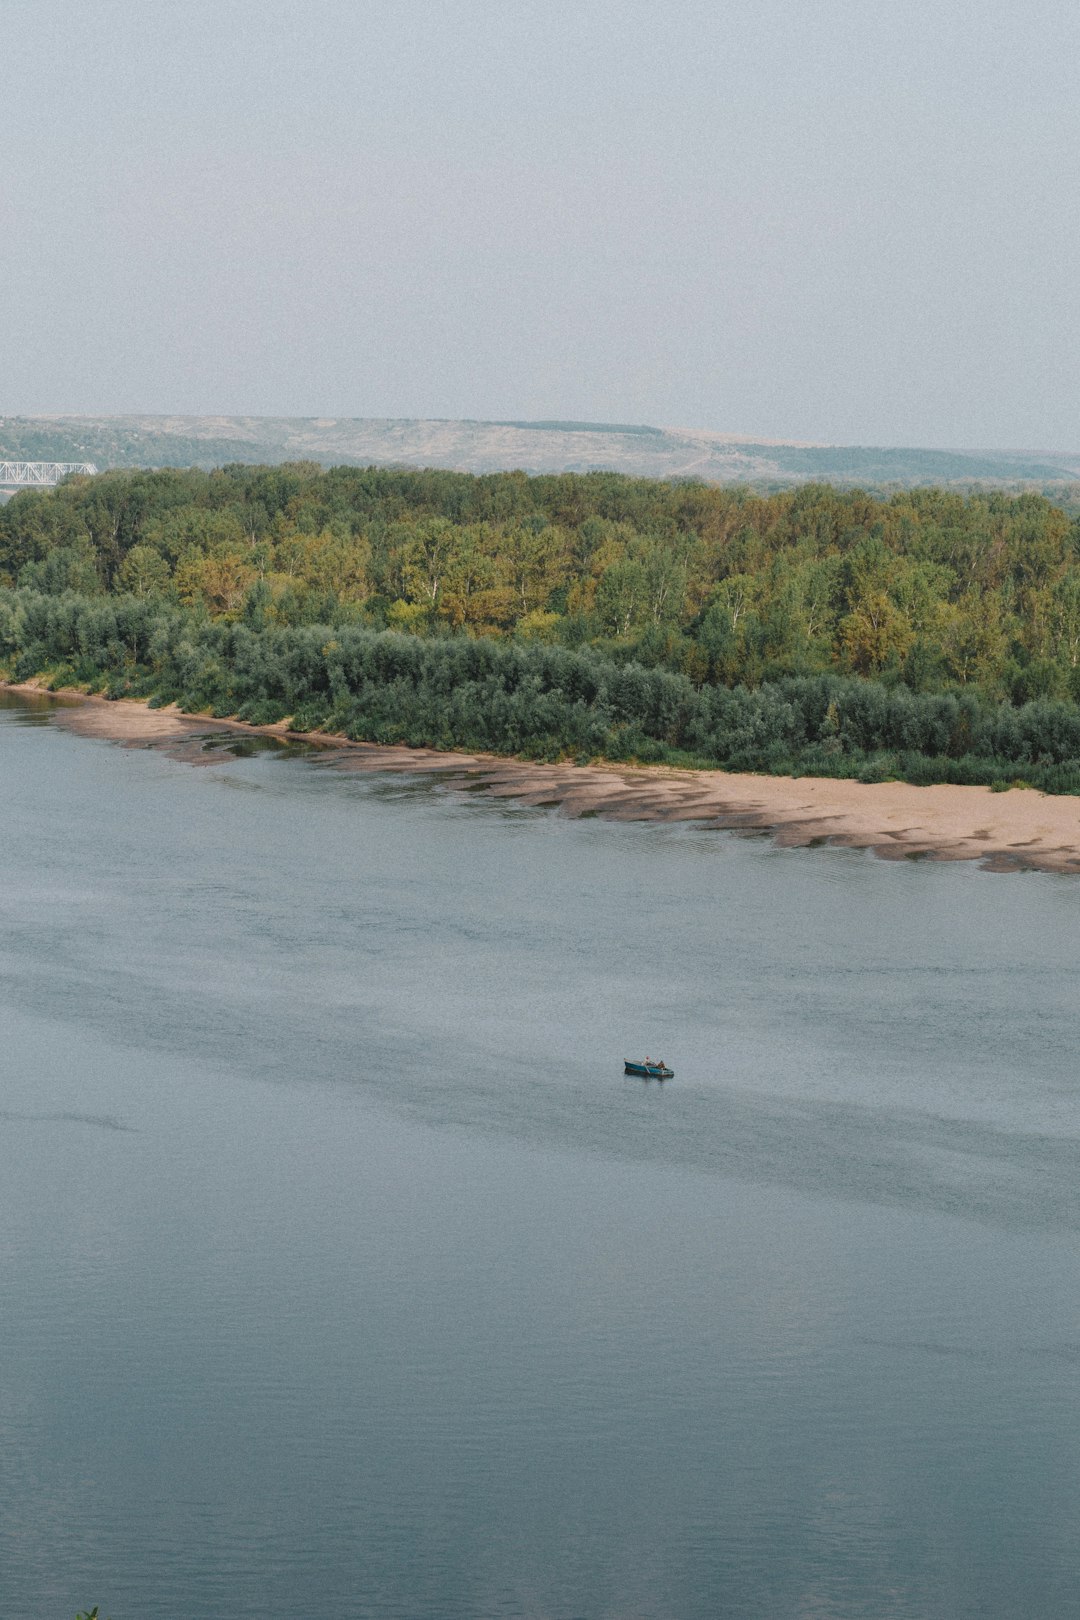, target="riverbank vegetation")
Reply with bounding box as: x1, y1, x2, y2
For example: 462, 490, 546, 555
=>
5, 464, 1080, 790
